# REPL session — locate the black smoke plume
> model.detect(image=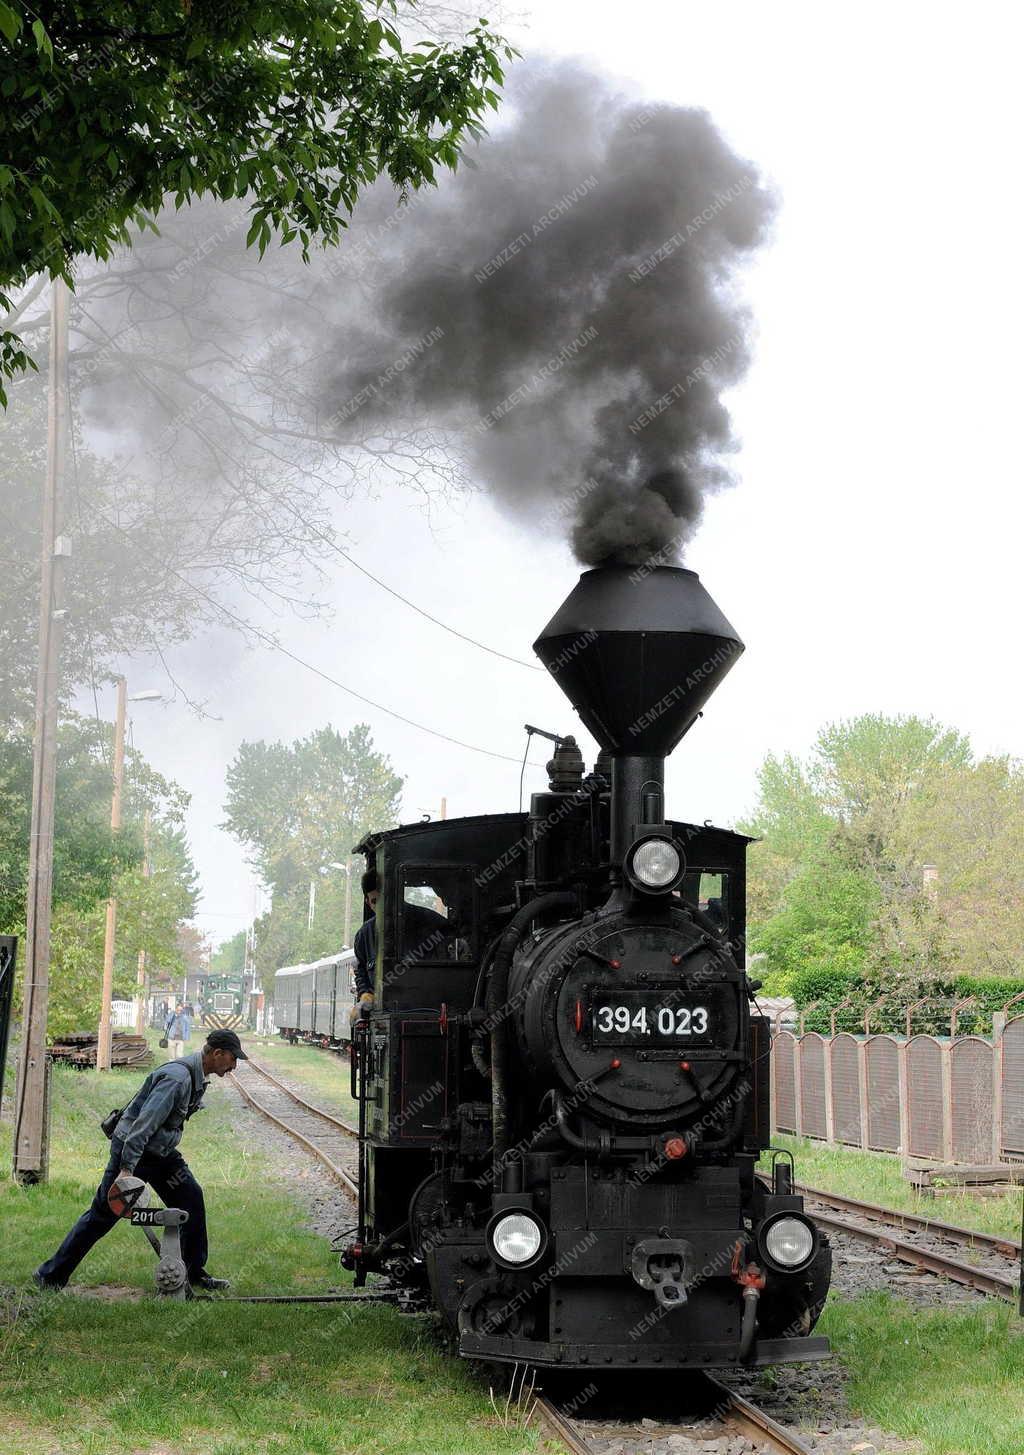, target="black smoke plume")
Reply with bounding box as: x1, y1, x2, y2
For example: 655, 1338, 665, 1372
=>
321, 61, 776, 565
